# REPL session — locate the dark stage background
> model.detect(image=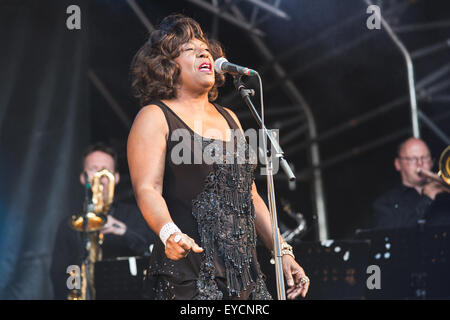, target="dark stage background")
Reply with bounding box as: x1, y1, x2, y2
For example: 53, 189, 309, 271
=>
0, 0, 90, 298
0, 0, 449, 299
